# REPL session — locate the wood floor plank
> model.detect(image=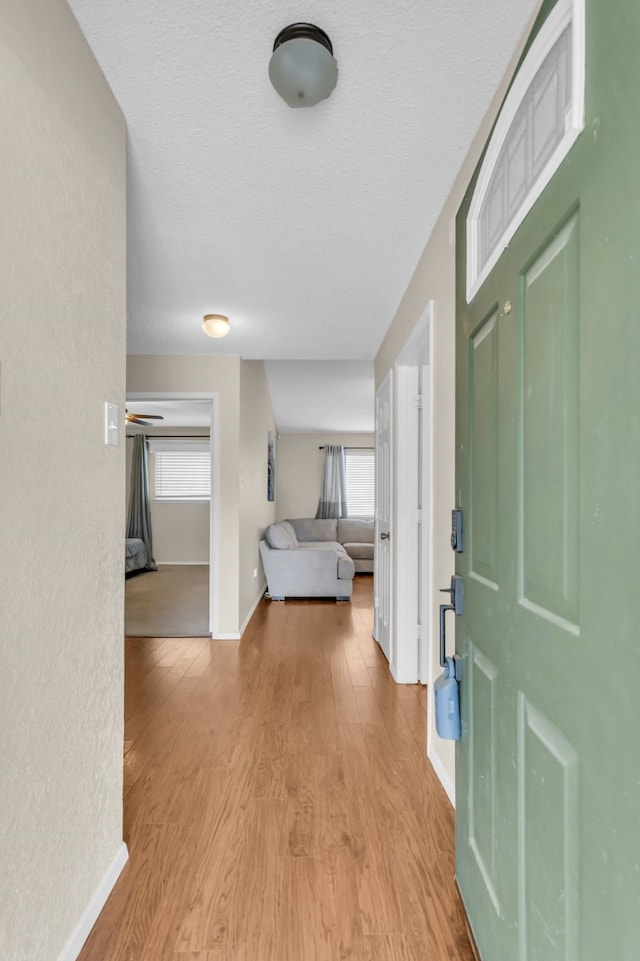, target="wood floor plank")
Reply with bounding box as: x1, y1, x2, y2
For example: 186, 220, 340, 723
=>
331, 649, 362, 724
144, 954, 223, 961
363, 934, 420, 961
78, 577, 473, 961
78, 823, 181, 961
